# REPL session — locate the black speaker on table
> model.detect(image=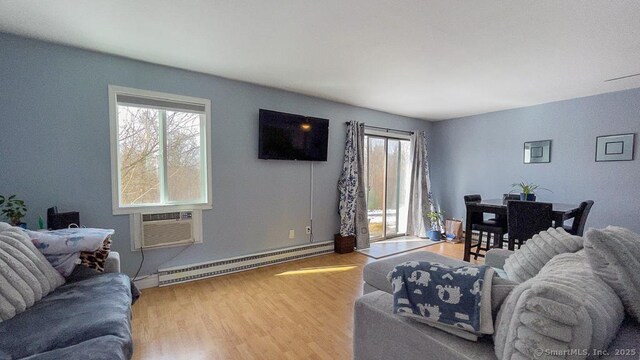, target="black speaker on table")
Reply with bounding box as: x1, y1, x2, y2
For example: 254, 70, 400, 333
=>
47, 207, 80, 230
